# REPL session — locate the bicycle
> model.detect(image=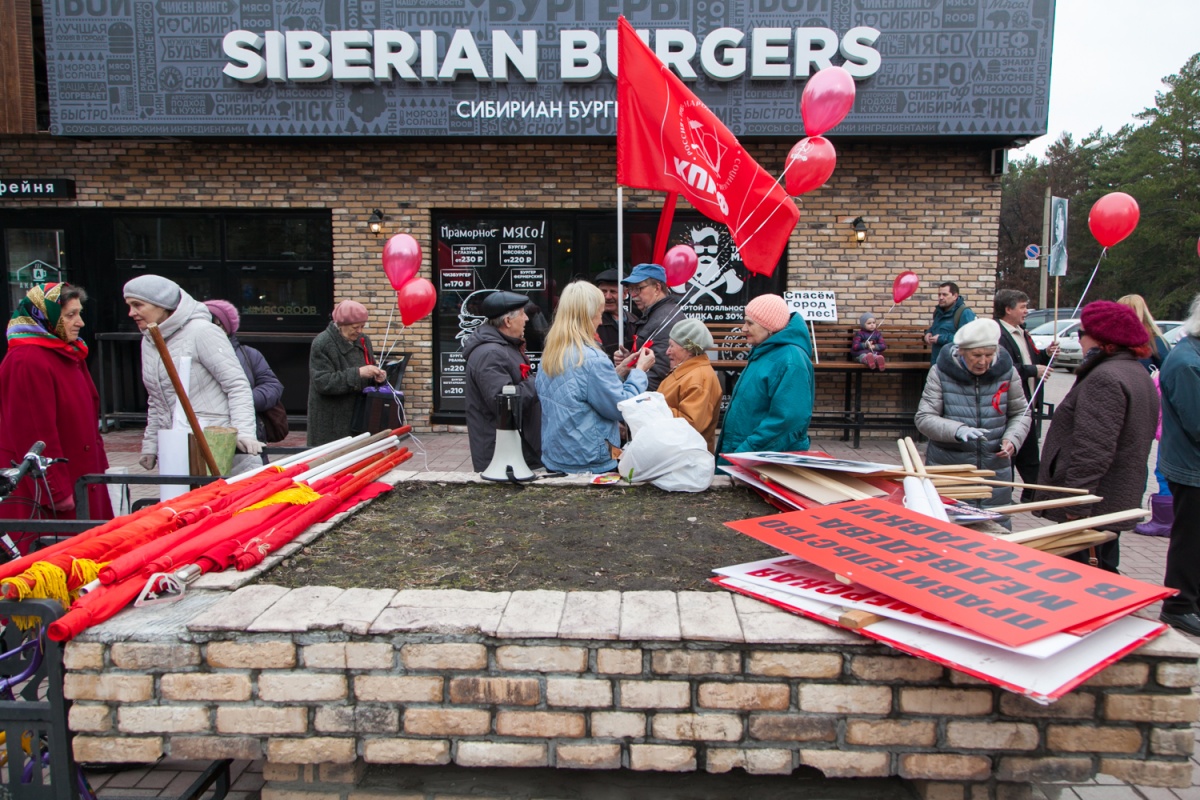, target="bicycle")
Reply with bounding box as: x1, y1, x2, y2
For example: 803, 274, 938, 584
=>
0, 442, 68, 562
